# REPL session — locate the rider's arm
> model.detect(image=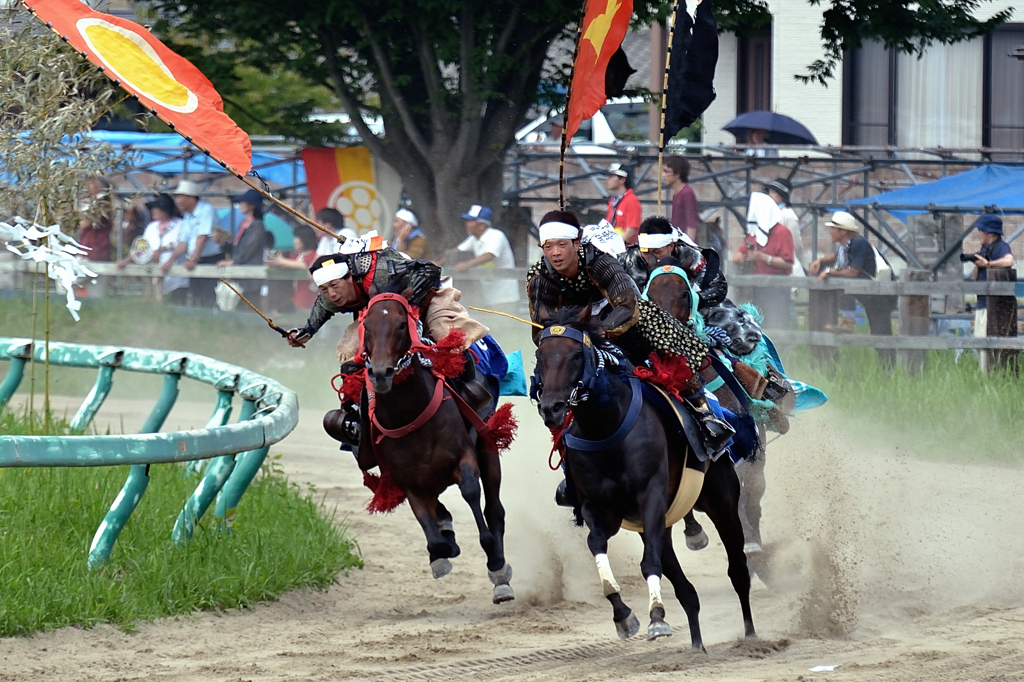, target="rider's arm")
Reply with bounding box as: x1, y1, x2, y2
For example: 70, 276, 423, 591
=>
587, 251, 641, 338
698, 270, 728, 309
526, 262, 547, 346
296, 292, 341, 338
